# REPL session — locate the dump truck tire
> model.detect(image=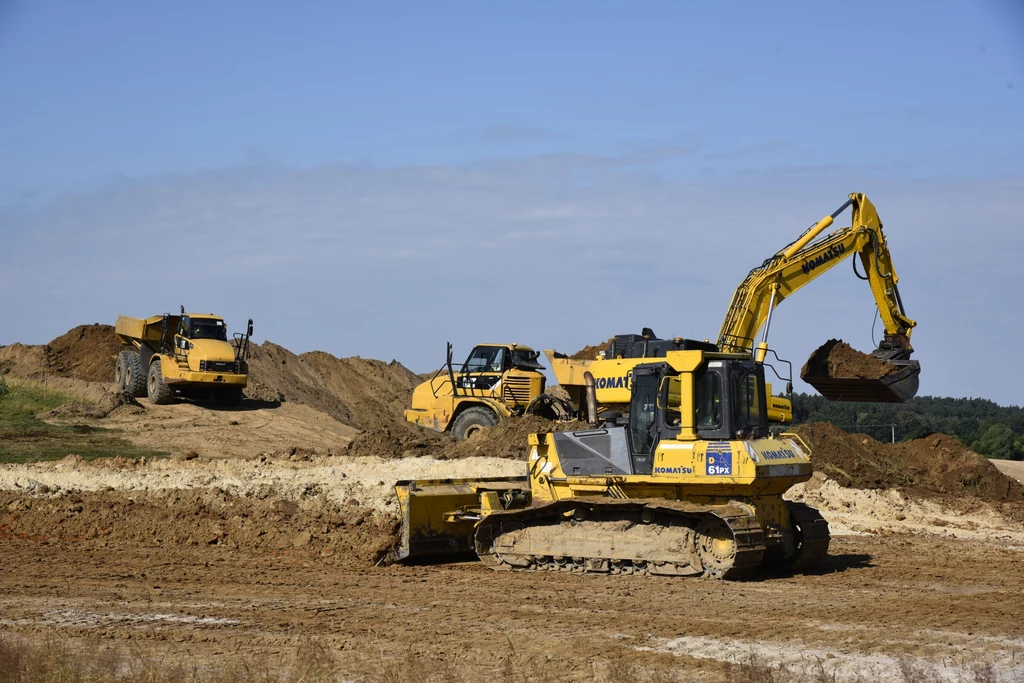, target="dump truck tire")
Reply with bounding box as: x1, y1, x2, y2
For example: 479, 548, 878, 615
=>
213, 387, 243, 407
451, 407, 497, 440
147, 361, 175, 405
114, 351, 129, 390
123, 350, 147, 397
